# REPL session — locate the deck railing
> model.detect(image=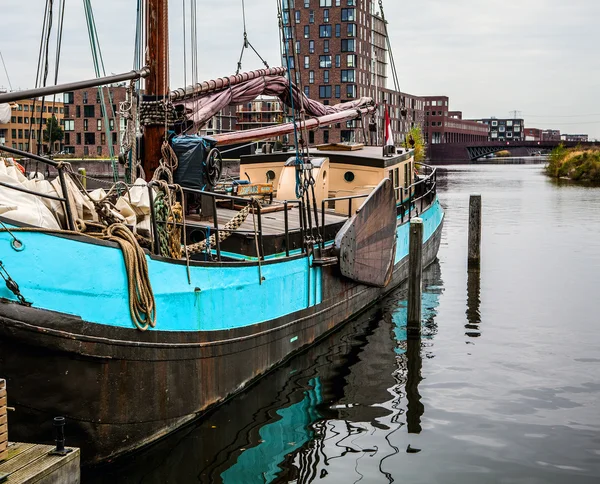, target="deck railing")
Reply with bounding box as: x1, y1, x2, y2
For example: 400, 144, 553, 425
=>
0, 145, 76, 231
148, 182, 307, 261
